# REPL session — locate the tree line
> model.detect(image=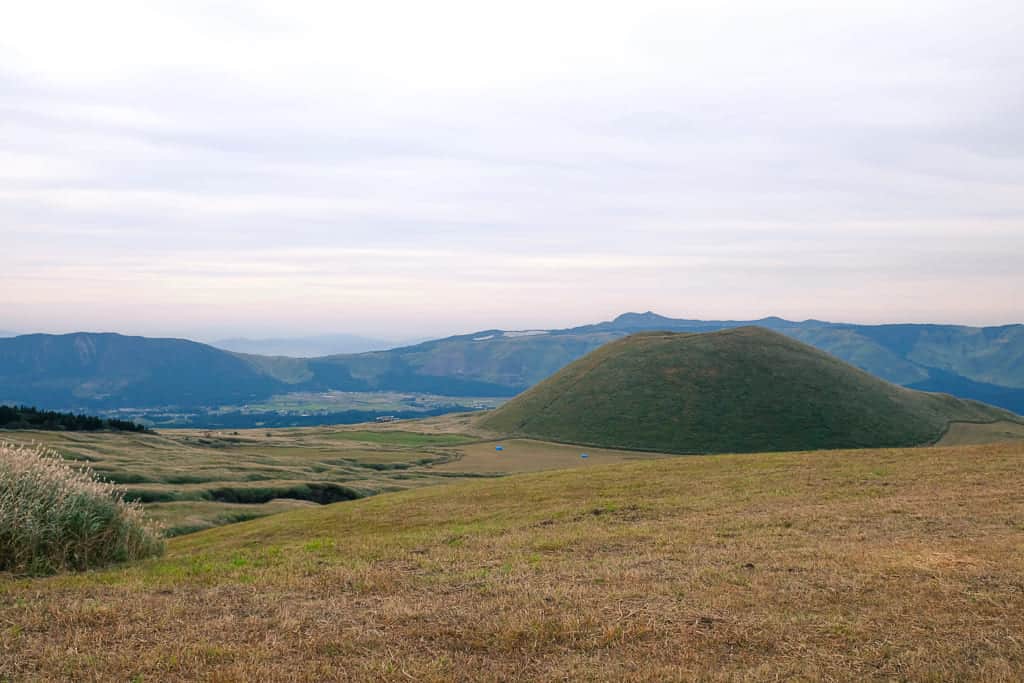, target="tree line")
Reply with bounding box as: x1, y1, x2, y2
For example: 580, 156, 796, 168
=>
0, 405, 150, 433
